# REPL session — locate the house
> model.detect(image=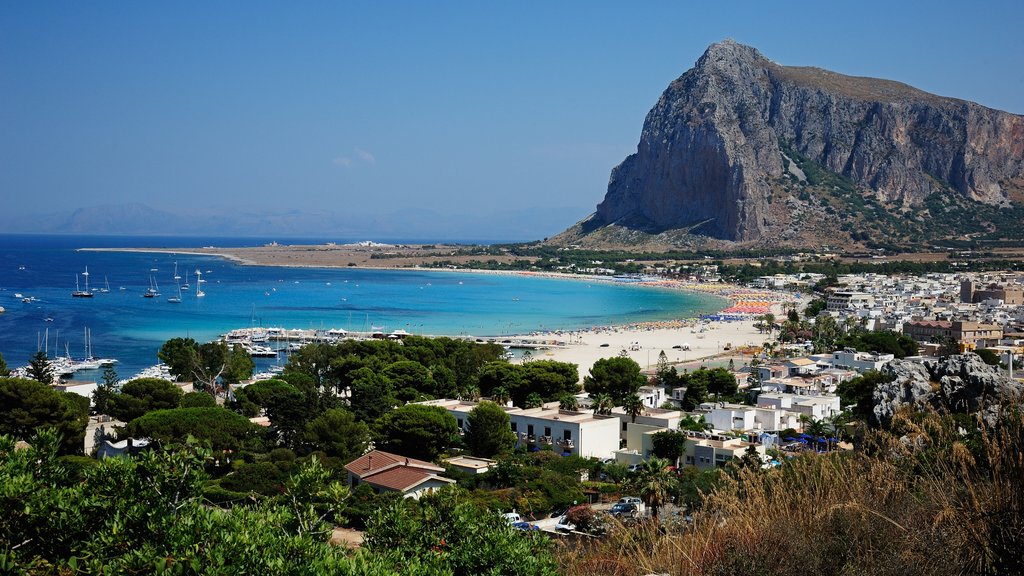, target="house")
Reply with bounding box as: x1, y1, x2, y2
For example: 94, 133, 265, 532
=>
758, 393, 841, 421
682, 431, 766, 470
827, 291, 875, 311
345, 450, 455, 499
783, 357, 819, 376
420, 399, 621, 459
831, 349, 894, 373
636, 385, 666, 408
610, 406, 684, 441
